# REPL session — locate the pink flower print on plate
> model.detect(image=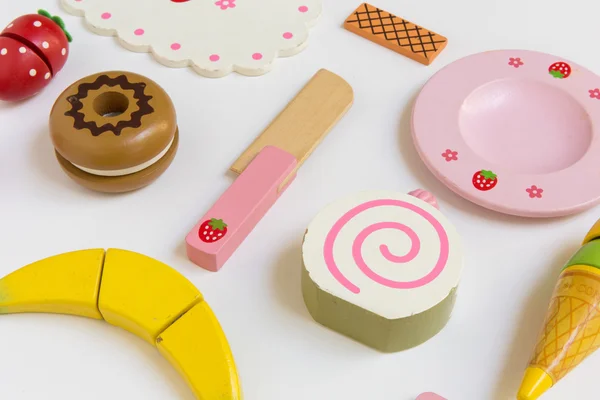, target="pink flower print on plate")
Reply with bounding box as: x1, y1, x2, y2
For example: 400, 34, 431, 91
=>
526, 185, 543, 198
215, 0, 236, 10
508, 57, 524, 68
441, 149, 458, 162
589, 88, 600, 99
